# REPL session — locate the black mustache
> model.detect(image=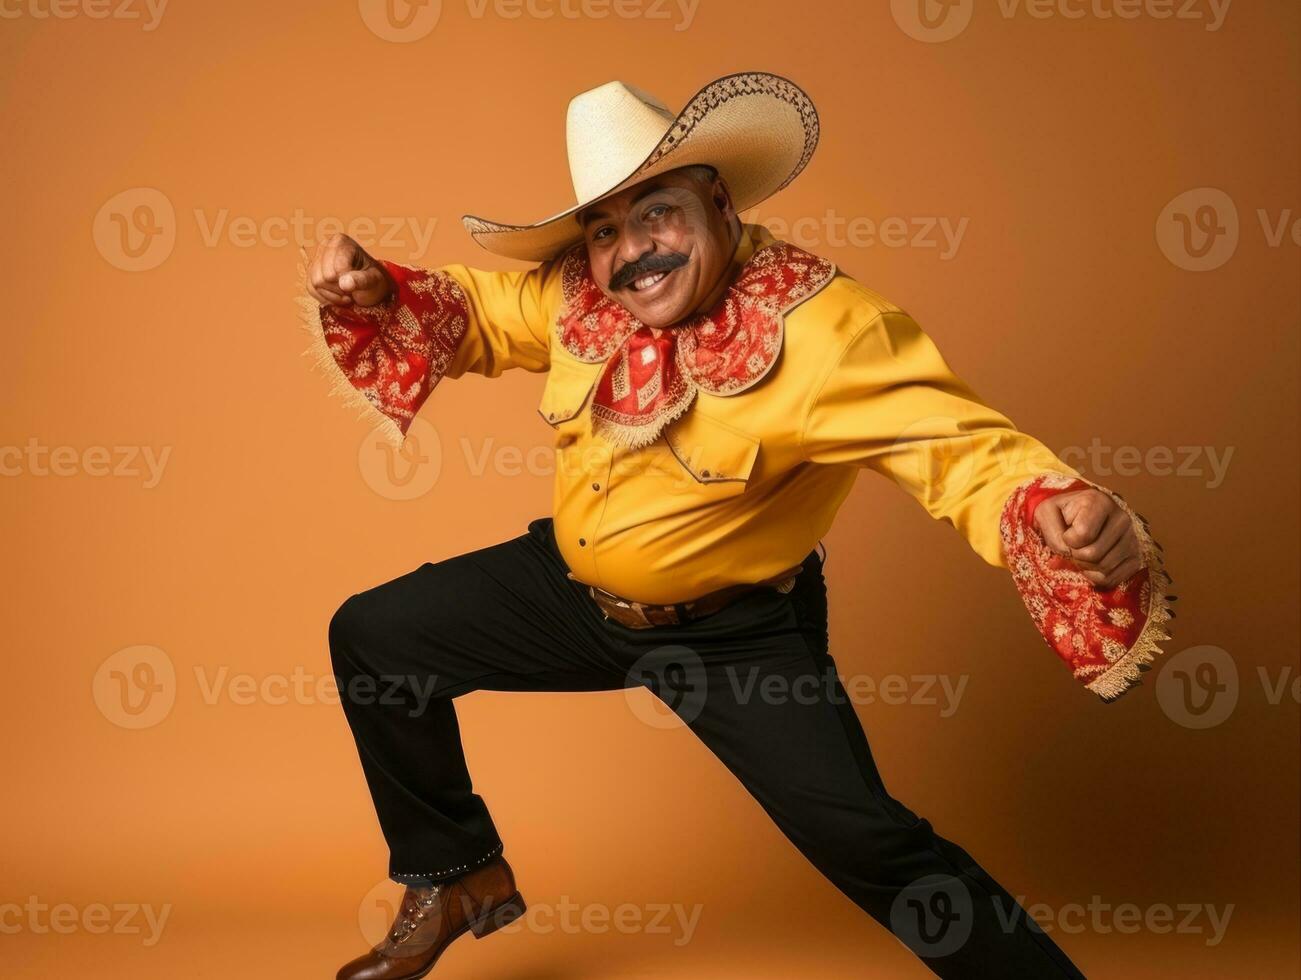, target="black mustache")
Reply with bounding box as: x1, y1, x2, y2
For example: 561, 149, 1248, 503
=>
609, 251, 688, 291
